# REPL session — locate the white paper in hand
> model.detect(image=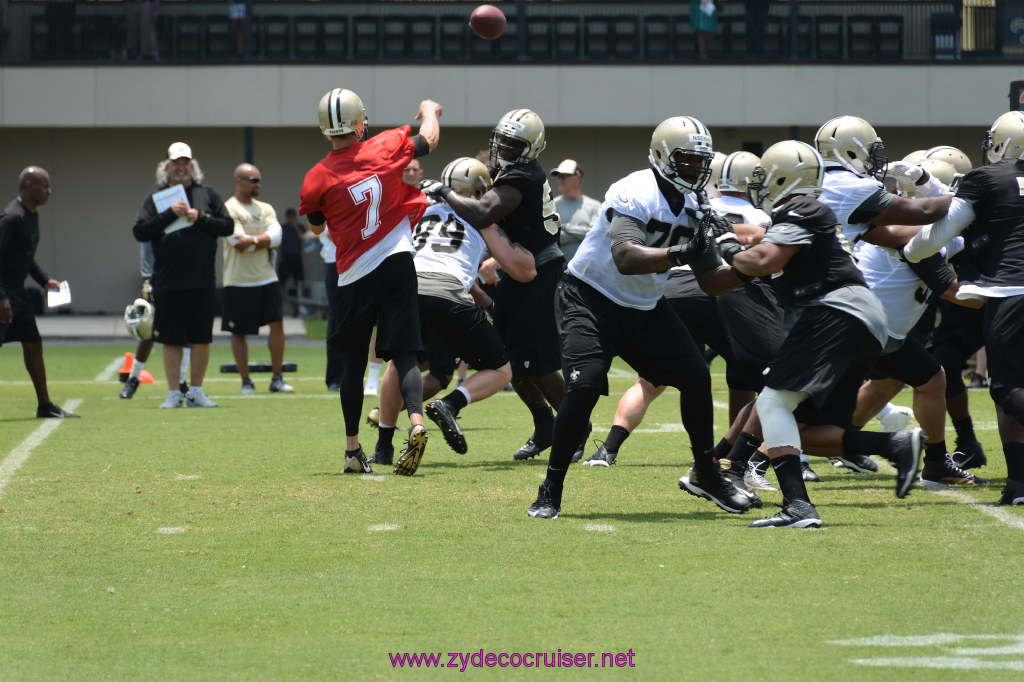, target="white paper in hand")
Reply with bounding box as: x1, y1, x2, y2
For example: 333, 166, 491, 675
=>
47, 280, 71, 308
152, 185, 191, 234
